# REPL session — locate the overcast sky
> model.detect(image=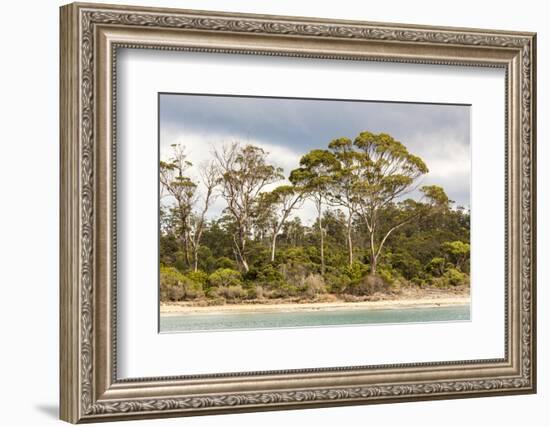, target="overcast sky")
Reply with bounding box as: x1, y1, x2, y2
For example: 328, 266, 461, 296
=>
159, 93, 470, 225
